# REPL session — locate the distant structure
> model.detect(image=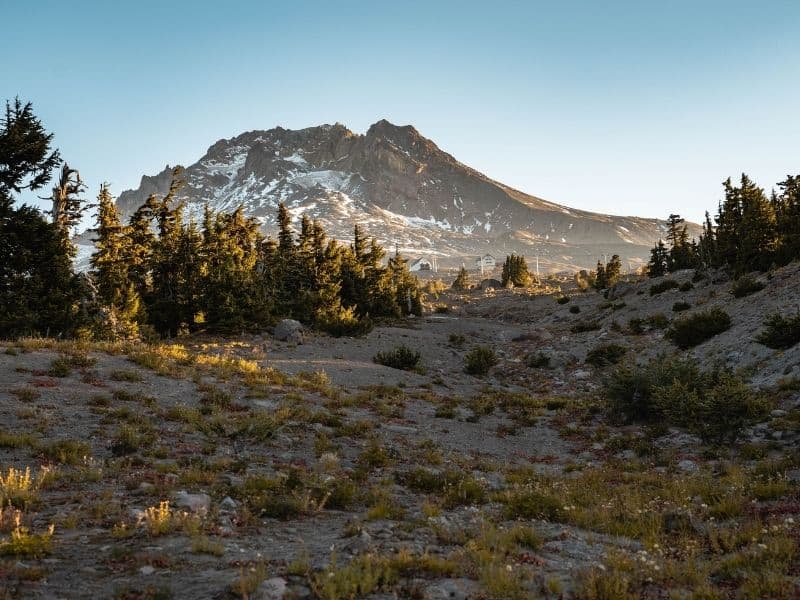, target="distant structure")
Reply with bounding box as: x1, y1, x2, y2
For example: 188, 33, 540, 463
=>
475, 254, 496, 276
409, 257, 434, 272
